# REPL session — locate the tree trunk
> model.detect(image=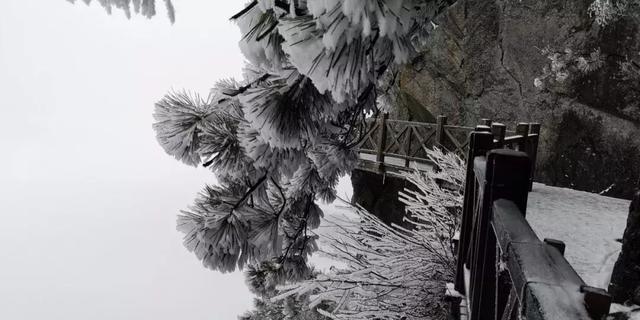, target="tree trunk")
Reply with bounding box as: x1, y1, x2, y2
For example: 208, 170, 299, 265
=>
609, 191, 640, 304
